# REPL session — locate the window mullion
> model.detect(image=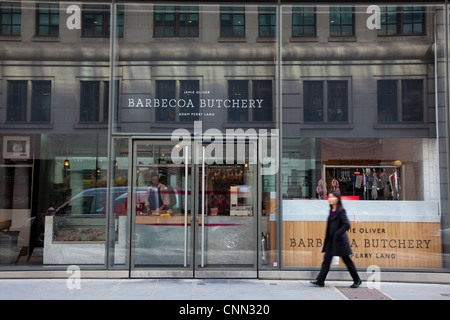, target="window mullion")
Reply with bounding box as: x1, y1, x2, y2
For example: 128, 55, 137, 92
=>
323, 81, 328, 123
